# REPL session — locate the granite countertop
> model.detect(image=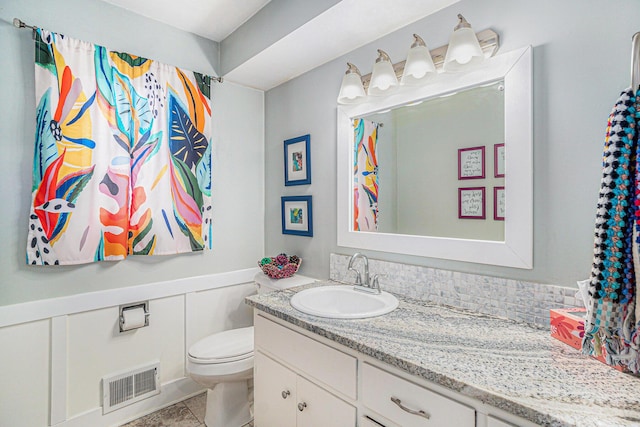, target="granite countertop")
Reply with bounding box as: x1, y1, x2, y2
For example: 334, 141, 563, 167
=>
246, 281, 640, 427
